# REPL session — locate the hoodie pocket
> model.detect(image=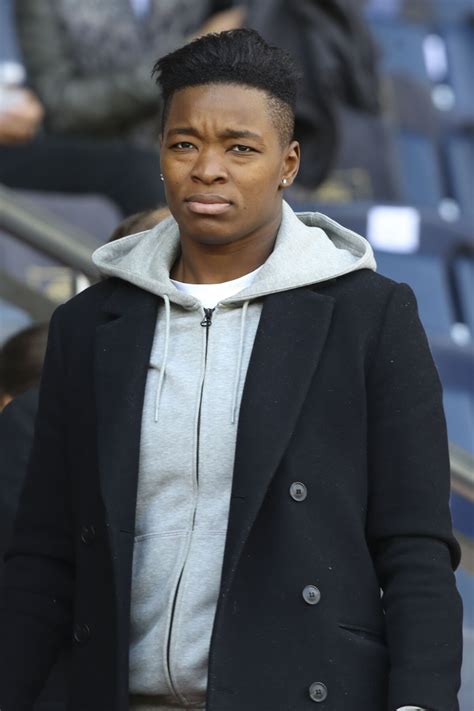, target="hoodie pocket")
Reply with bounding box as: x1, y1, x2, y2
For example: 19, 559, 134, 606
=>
129, 530, 189, 695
